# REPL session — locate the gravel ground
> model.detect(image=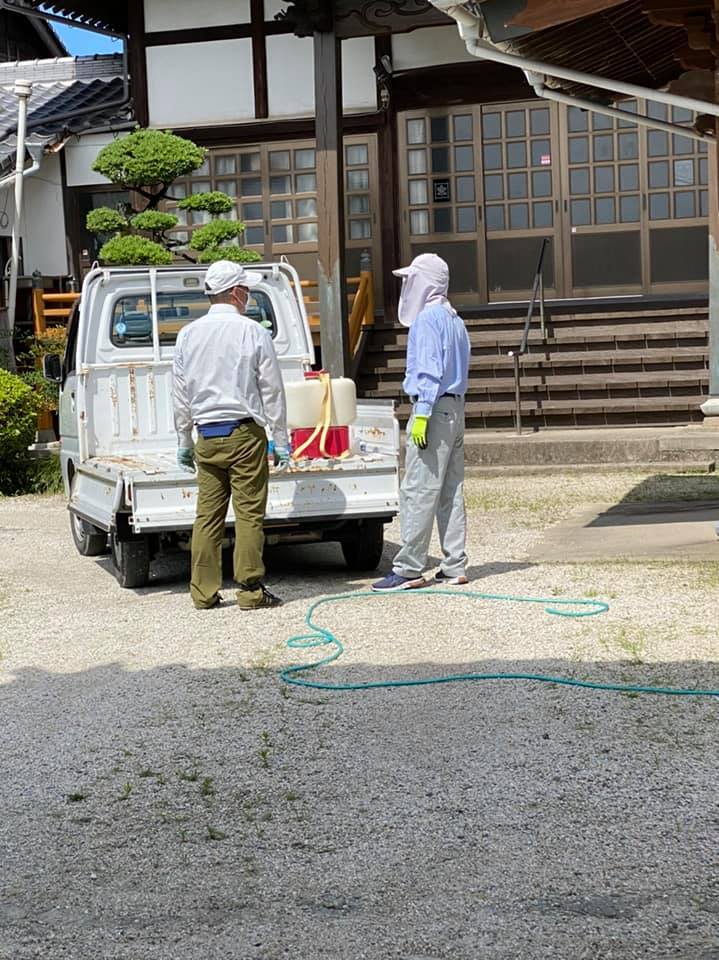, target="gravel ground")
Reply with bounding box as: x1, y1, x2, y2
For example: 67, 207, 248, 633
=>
1, 472, 719, 960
